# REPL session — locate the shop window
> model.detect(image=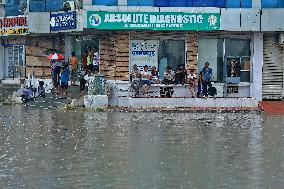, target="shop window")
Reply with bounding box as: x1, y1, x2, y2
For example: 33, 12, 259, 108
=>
193, 0, 226, 7
158, 40, 185, 78
128, 0, 154, 6
45, 0, 64, 12
92, 0, 118, 5
29, 0, 46, 12
226, 0, 252, 8
262, 0, 284, 8
225, 38, 251, 82
154, 0, 189, 7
